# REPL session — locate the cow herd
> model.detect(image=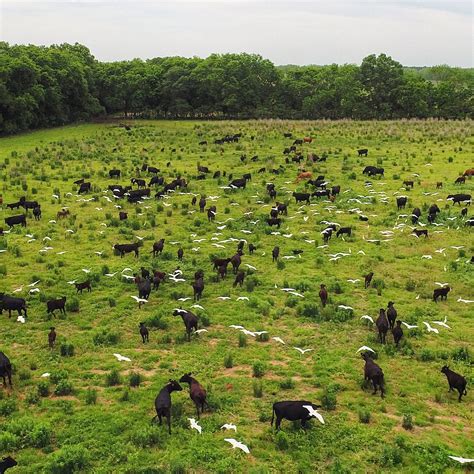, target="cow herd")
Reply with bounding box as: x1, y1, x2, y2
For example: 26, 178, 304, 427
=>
0, 125, 473, 469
